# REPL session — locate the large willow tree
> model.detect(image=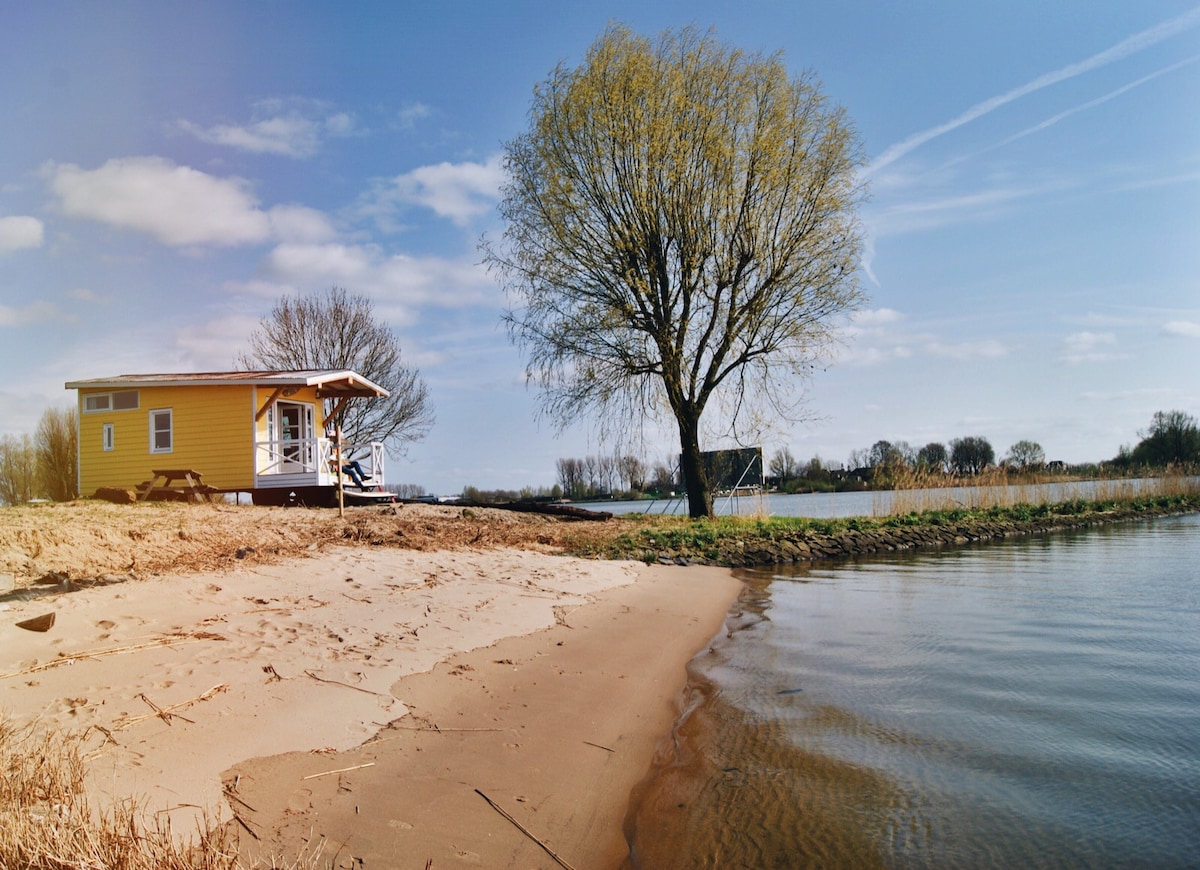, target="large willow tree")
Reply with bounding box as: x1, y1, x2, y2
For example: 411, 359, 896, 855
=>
486, 25, 867, 518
